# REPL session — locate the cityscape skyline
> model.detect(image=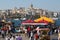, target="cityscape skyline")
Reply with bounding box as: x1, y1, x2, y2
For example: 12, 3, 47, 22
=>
0, 0, 60, 12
